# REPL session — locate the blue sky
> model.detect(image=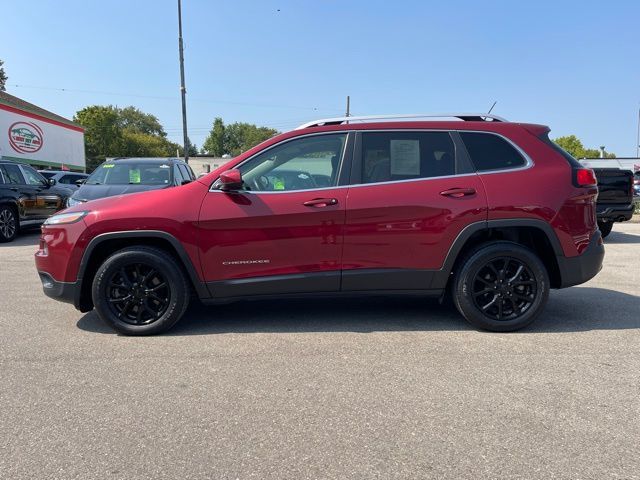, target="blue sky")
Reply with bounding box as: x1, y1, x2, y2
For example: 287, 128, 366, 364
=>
2, 0, 639, 156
